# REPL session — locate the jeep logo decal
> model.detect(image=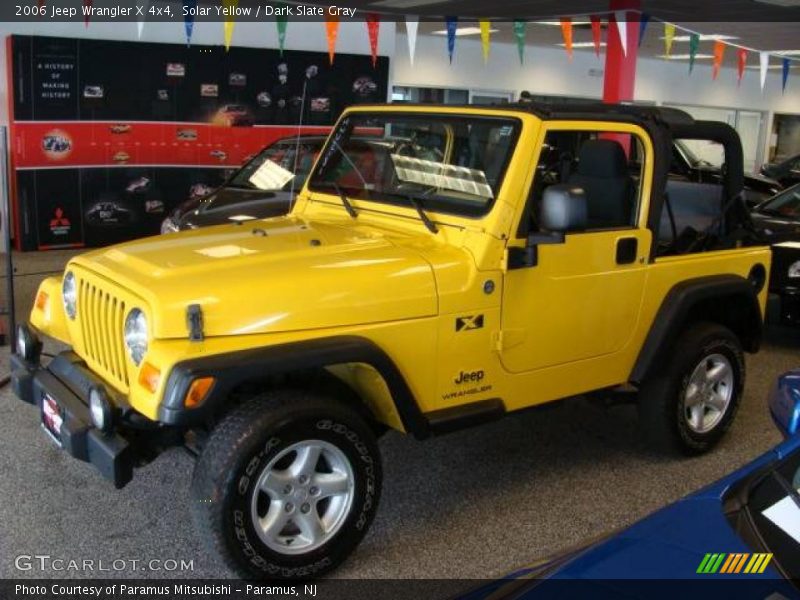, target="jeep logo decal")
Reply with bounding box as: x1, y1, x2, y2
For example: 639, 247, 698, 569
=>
456, 315, 484, 331
454, 370, 485, 385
